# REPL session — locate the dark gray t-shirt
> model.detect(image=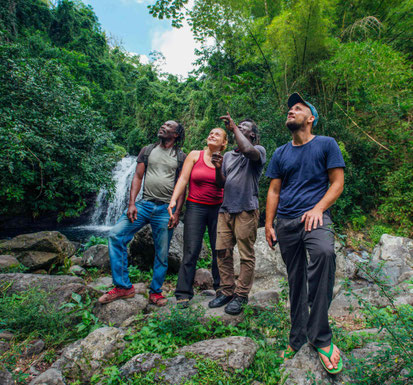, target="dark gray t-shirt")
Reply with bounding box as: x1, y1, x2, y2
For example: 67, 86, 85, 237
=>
220, 145, 266, 213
